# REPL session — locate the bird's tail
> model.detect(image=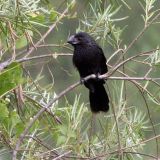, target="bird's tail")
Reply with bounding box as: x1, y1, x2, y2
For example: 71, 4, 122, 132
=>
89, 84, 109, 113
